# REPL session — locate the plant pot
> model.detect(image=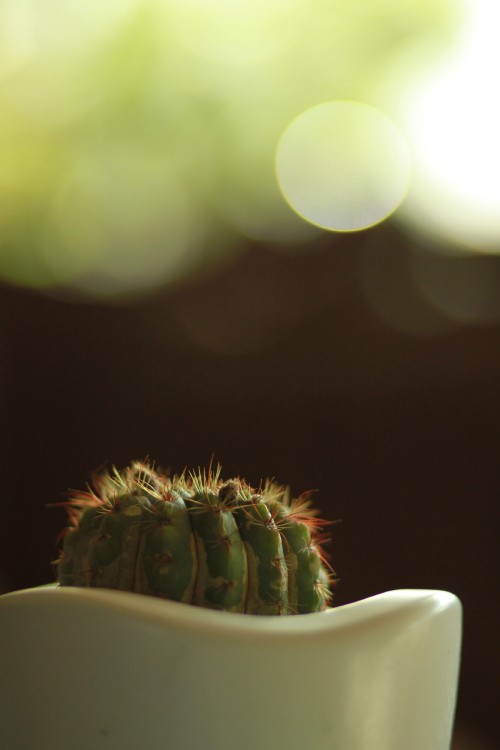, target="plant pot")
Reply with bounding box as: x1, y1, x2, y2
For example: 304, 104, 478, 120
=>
0, 585, 461, 750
